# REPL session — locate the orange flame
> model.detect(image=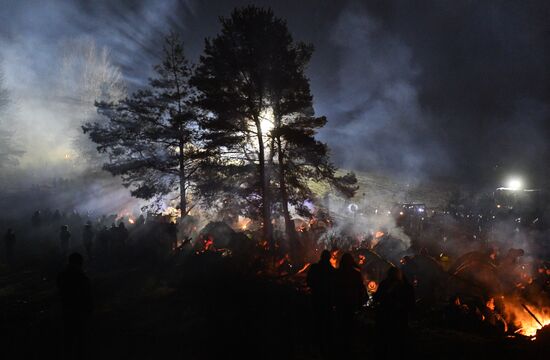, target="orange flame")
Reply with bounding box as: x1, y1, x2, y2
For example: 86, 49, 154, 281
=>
330, 250, 340, 268
503, 299, 550, 337
486, 298, 495, 311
